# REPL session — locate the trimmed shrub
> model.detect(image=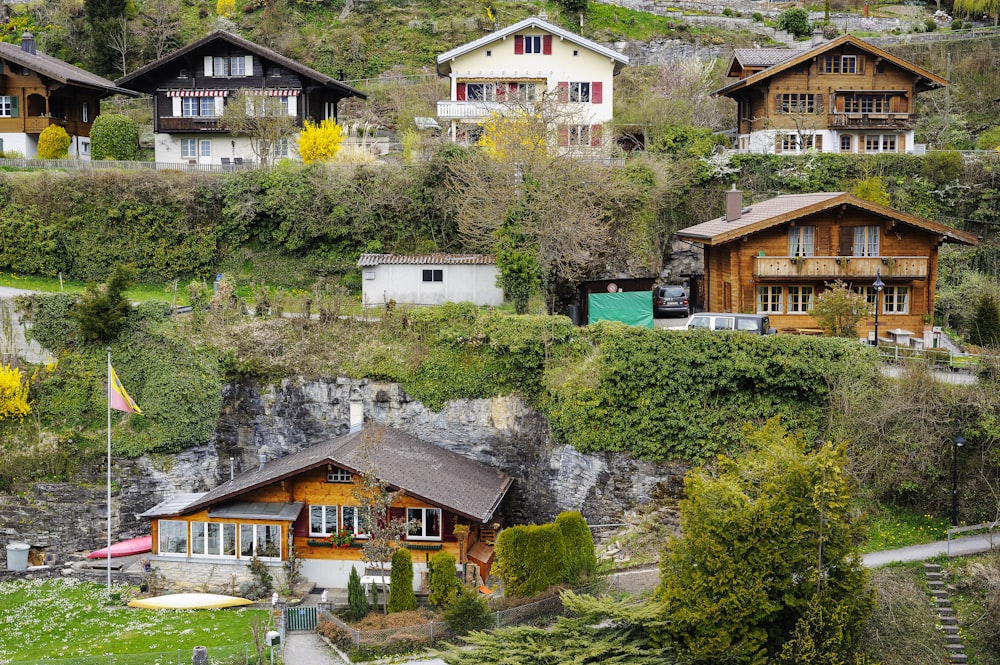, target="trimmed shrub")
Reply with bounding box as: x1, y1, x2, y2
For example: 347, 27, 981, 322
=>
37, 125, 71, 159
428, 550, 461, 608
776, 7, 811, 36
90, 114, 138, 161
387, 549, 416, 613
443, 588, 493, 635
347, 566, 370, 621
555, 511, 597, 584
494, 523, 567, 596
